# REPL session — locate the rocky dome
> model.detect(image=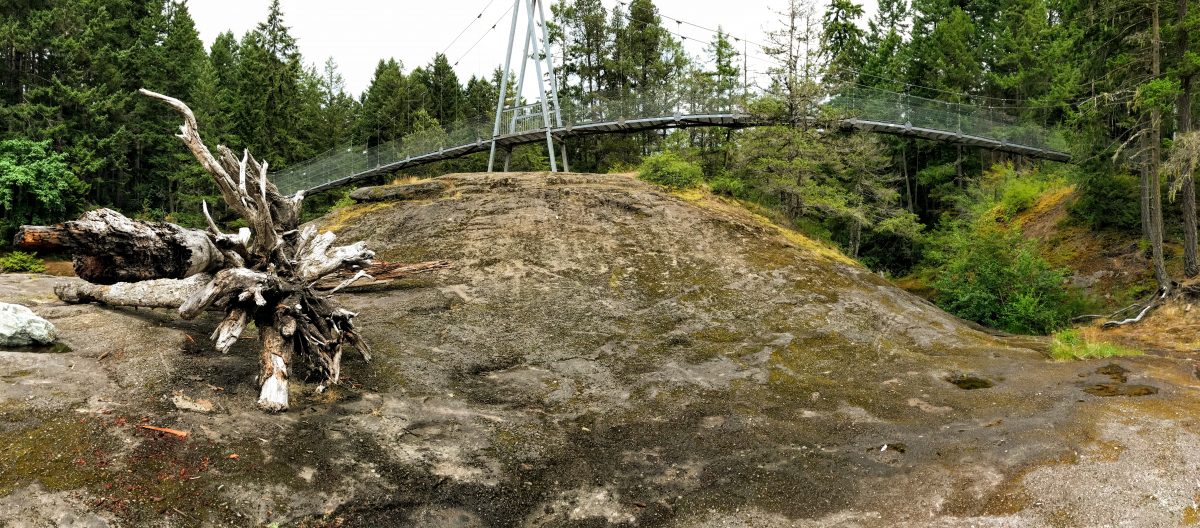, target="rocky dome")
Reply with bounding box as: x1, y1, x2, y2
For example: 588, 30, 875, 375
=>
1, 172, 1197, 527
